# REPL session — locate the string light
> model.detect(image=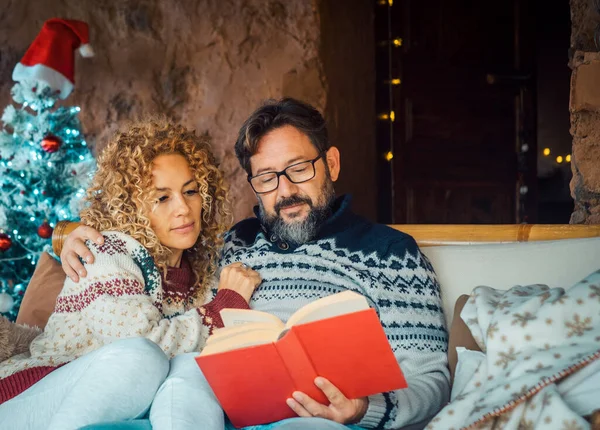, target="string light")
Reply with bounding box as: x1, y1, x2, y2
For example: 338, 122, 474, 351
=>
377, 38, 403, 48
385, 151, 394, 162
378, 111, 395, 122
556, 156, 563, 164
385, 78, 401, 85
566, 154, 571, 162
543, 148, 550, 156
